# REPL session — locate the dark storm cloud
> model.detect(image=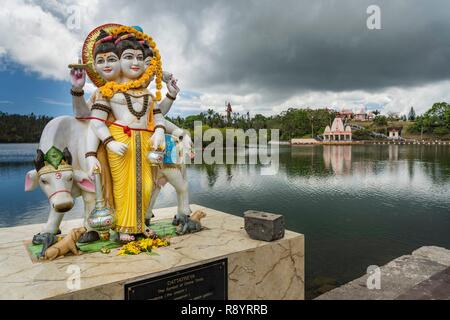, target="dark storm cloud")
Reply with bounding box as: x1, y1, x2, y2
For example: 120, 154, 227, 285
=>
201, 0, 450, 92
100, 0, 450, 94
